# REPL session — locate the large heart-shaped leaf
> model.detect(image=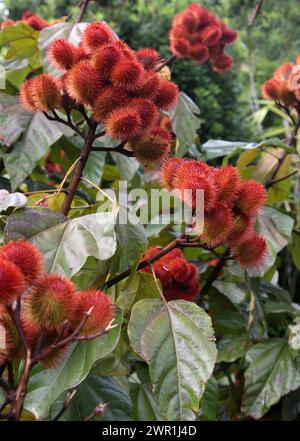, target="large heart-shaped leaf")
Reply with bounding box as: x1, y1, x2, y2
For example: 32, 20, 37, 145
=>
5, 207, 116, 277
128, 299, 217, 421
24, 309, 122, 419
242, 338, 300, 419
